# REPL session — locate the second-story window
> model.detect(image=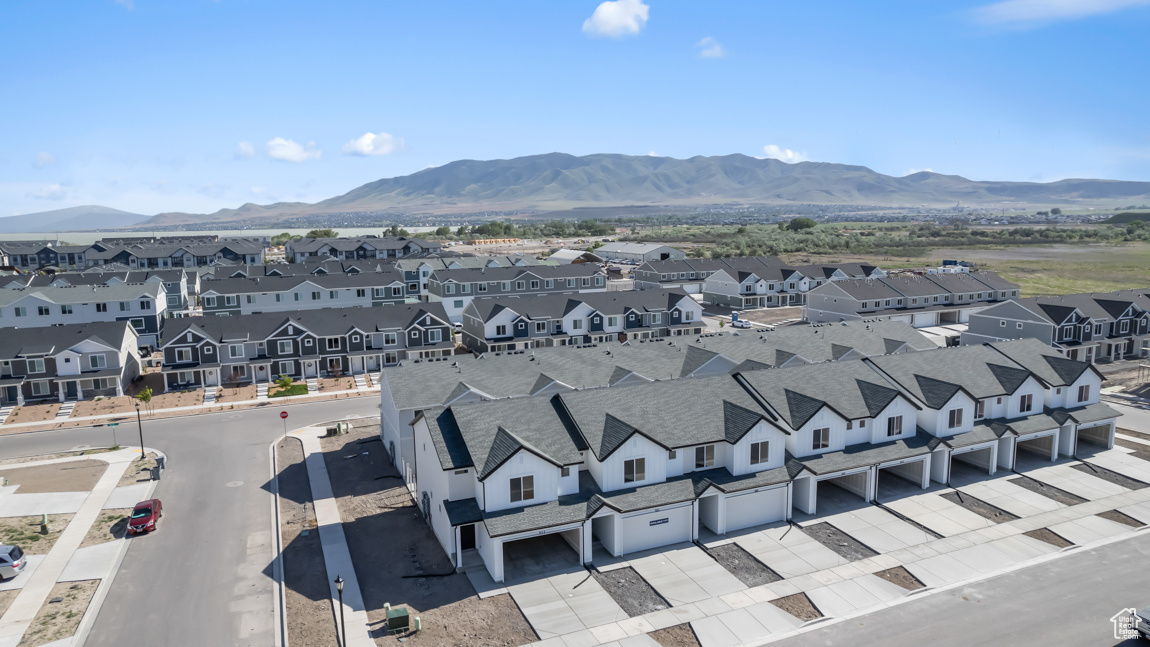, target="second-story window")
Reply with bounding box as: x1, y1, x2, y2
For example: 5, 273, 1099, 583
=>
356, 289, 366, 298
947, 409, 963, 429
229, 344, 245, 358
61, 305, 73, 315
495, 325, 507, 336
140, 300, 152, 310
509, 475, 534, 503
384, 332, 397, 345
175, 348, 192, 363
695, 444, 715, 468
1078, 385, 1090, 402
516, 281, 525, 290
119, 301, 131, 311
624, 458, 645, 483
608, 316, 619, 327
571, 319, 583, 330
1019, 393, 1033, 413
224, 295, 238, 306
90, 354, 107, 369
887, 416, 903, 436
750, 441, 770, 465
811, 428, 830, 450
975, 400, 985, 419
326, 338, 340, 351
330, 291, 338, 299
311, 291, 321, 301
96, 303, 107, 312
428, 329, 442, 343
27, 358, 46, 374
278, 340, 293, 354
